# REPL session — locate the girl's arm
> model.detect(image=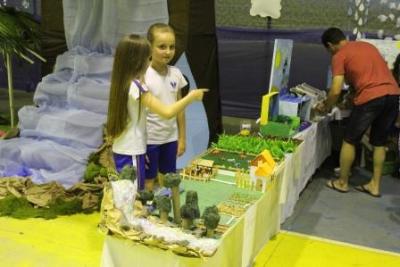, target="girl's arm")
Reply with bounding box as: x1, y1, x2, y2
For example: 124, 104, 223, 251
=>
142, 89, 208, 119
176, 90, 186, 156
